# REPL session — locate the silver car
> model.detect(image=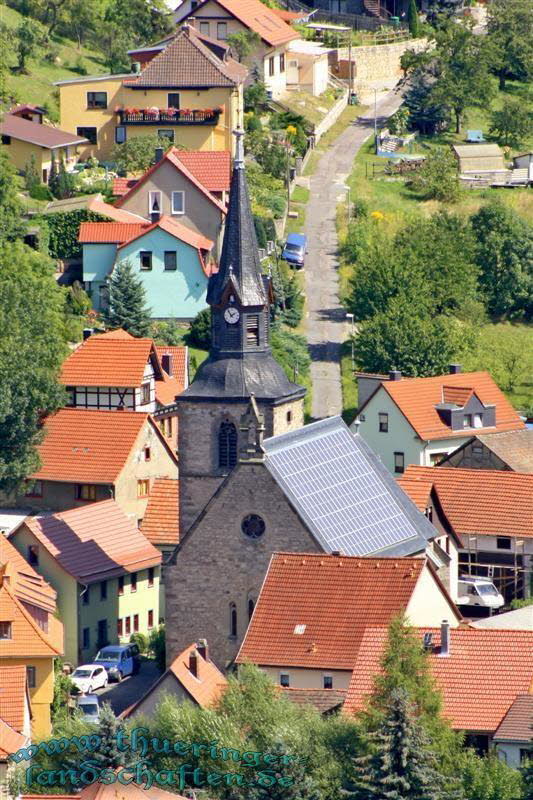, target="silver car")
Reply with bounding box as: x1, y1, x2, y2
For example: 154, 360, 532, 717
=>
76, 694, 100, 722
